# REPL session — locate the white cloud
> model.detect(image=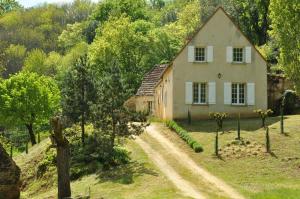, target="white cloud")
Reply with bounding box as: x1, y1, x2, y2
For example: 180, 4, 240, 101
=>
18, 0, 99, 8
